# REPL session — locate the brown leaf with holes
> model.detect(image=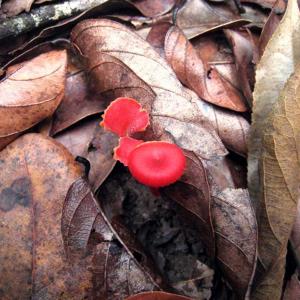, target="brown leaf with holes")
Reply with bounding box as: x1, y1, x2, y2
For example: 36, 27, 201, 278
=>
71, 18, 227, 160
63, 177, 163, 299
0, 133, 94, 299
51, 51, 106, 135
212, 188, 257, 299
0, 50, 67, 150
55, 117, 118, 191
164, 26, 247, 112
125, 291, 193, 300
